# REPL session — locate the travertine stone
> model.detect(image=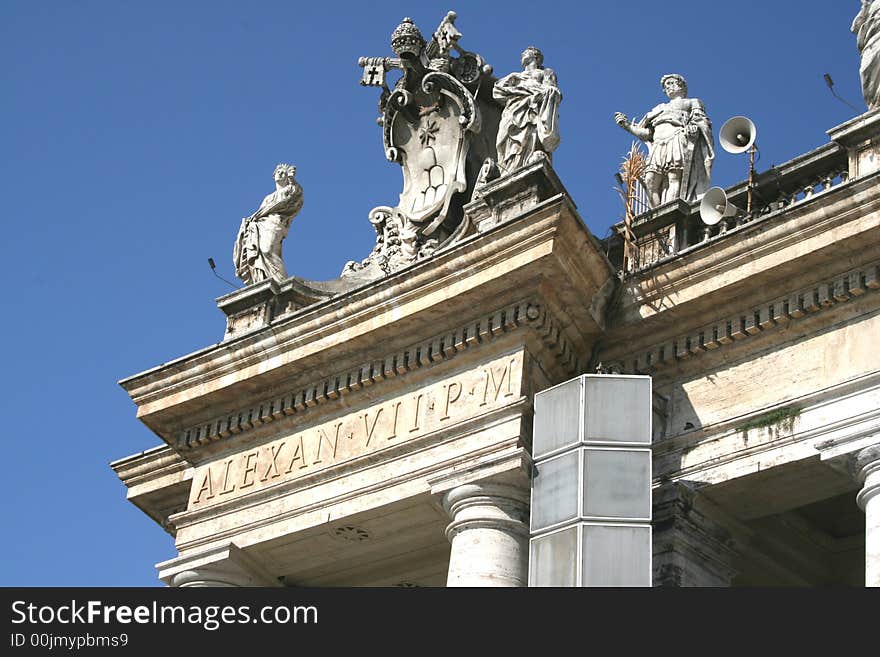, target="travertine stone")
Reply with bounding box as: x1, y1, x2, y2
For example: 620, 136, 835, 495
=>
592, 114, 880, 586
217, 279, 280, 339
828, 109, 880, 179
186, 352, 524, 510
653, 484, 738, 587
117, 177, 612, 586
464, 158, 570, 232
855, 444, 880, 586
115, 17, 880, 587
441, 481, 531, 587
159, 544, 280, 587
110, 446, 191, 535
614, 74, 714, 207
493, 46, 561, 176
